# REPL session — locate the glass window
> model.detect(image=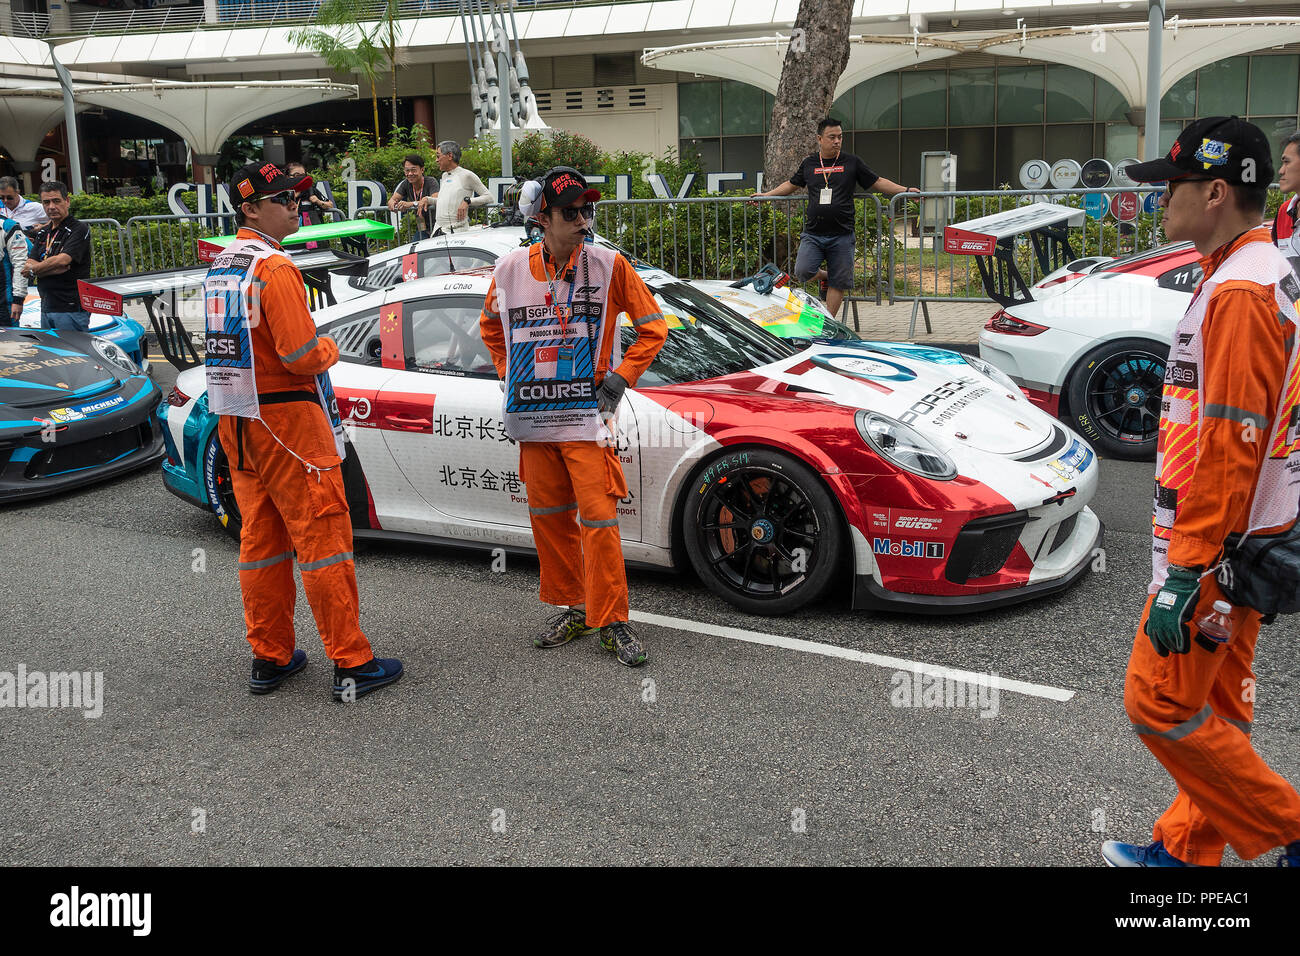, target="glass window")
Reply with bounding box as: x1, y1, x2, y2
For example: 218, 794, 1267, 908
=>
948, 68, 995, 126
1103, 123, 1140, 167
901, 71, 946, 128
419, 249, 496, 278
995, 125, 1044, 187
1249, 56, 1300, 116
1198, 57, 1247, 116
721, 136, 764, 181
947, 127, 993, 189
1045, 124, 1093, 166
854, 75, 898, 130
1094, 76, 1128, 123
1161, 73, 1196, 119
722, 80, 765, 136
900, 129, 947, 185
595, 53, 636, 87
856, 130, 898, 186
408, 296, 498, 376
1046, 66, 1094, 123
631, 281, 795, 388
1250, 116, 1300, 177
764, 91, 775, 132
830, 89, 853, 129
678, 81, 720, 138
680, 137, 720, 174
997, 66, 1044, 124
